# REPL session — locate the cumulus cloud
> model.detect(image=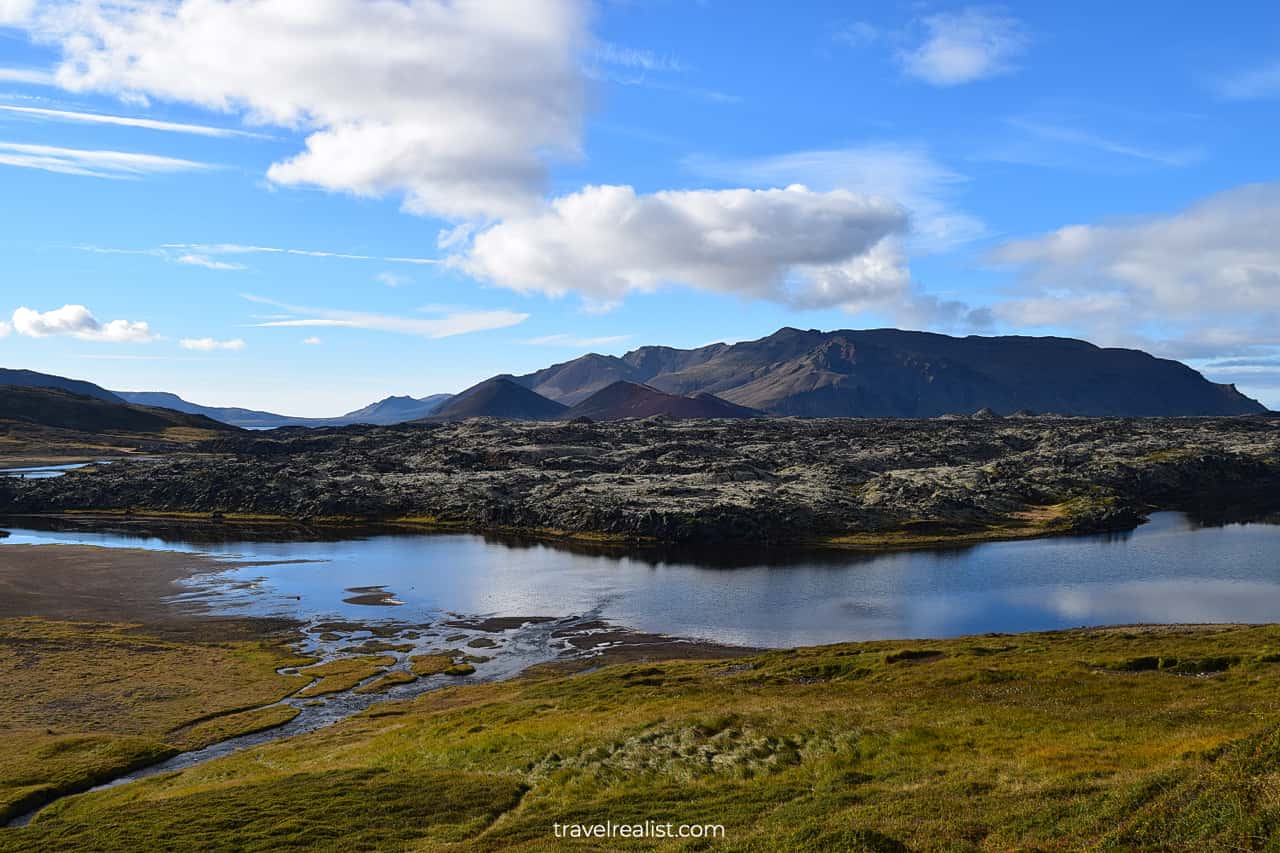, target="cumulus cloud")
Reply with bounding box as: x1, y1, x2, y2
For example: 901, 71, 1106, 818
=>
459, 184, 912, 311
25, 0, 587, 219
179, 337, 245, 351
9, 304, 155, 342
377, 272, 408, 287
0, 141, 211, 178
898, 8, 1027, 86
688, 145, 984, 251
989, 182, 1280, 355
301, 336, 322, 345
244, 295, 528, 339
0, 320, 11, 337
